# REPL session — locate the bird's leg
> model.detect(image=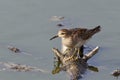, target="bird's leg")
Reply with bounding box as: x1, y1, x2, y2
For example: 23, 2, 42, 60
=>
78, 45, 84, 58
72, 48, 79, 58
61, 48, 78, 63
